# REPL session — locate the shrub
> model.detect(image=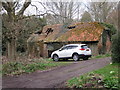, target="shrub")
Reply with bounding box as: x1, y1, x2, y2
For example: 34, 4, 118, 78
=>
2, 62, 24, 75
66, 64, 119, 89
111, 33, 120, 63
100, 23, 117, 54
2, 58, 70, 76
100, 23, 117, 35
